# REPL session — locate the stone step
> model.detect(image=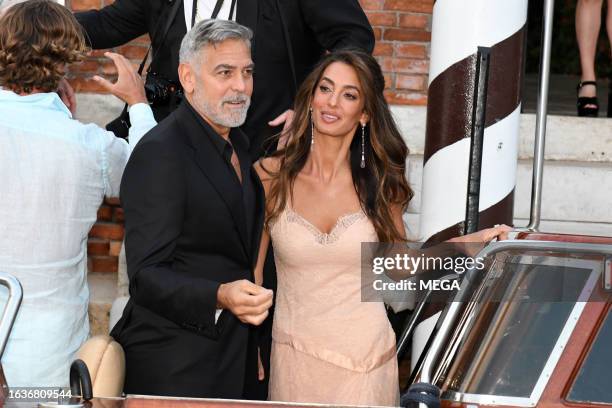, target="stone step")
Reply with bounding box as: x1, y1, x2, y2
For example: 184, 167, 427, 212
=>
392, 106, 611, 163
404, 155, 612, 239
393, 104, 612, 238
87, 272, 116, 336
